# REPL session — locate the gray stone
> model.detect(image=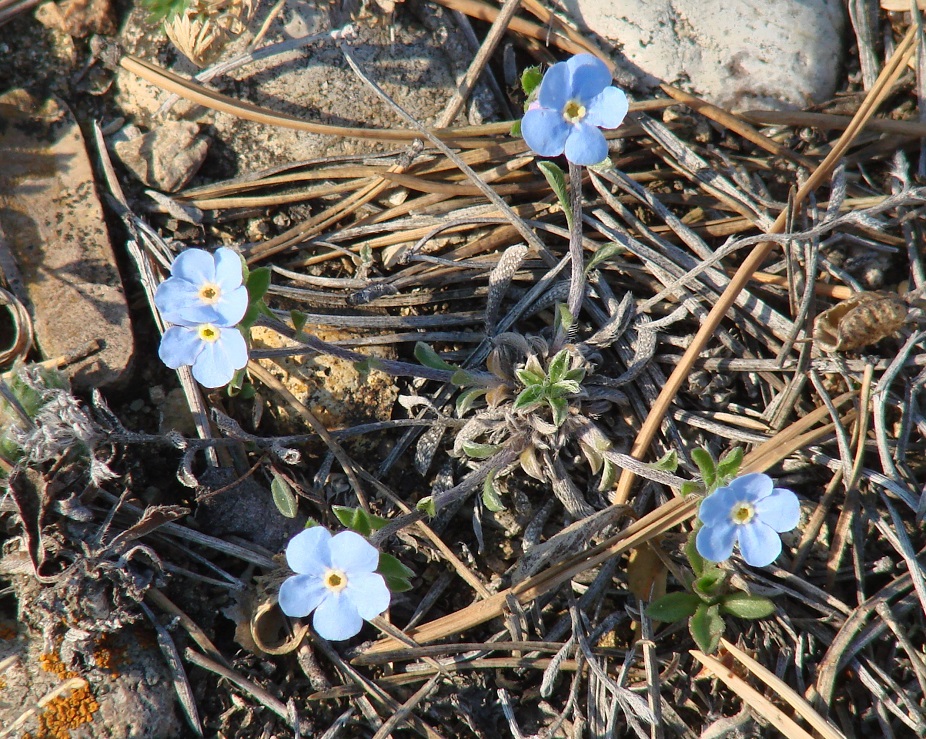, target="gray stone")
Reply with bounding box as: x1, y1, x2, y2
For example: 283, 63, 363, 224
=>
0, 93, 135, 389
558, 0, 847, 111
112, 121, 209, 192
